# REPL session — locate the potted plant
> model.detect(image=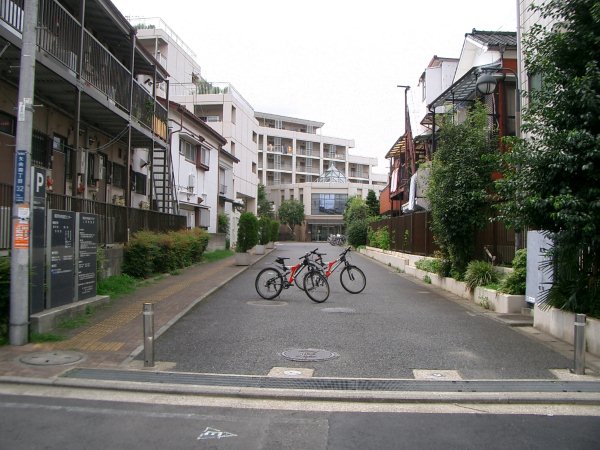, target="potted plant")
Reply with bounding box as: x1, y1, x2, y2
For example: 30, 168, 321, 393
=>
235, 212, 258, 265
